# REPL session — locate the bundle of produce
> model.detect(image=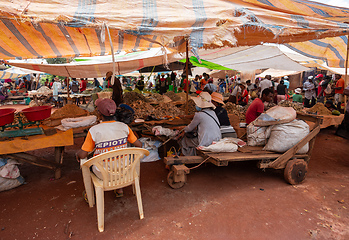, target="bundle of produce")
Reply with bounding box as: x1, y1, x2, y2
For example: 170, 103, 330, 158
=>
278, 100, 304, 112
307, 103, 332, 115
180, 99, 197, 115
130, 100, 154, 119
123, 91, 147, 105
165, 91, 181, 101
152, 103, 184, 119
